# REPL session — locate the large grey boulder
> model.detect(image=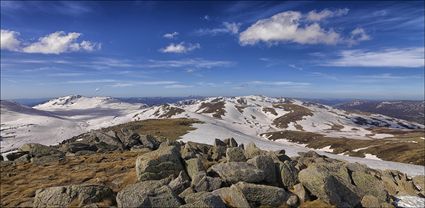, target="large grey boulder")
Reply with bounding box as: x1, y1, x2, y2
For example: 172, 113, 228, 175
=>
20, 143, 63, 158
168, 171, 190, 195
191, 172, 222, 192
185, 158, 205, 179
116, 180, 181, 208
61, 142, 97, 153
31, 155, 65, 165
136, 145, 184, 181
181, 192, 226, 208
212, 186, 250, 208
244, 143, 266, 159
224, 138, 238, 147
247, 155, 278, 185
234, 182, 288, 207
279, 160, 299, 188
226, 147, 246, 162
209, 145, 226, 161
5, 151, 28, 161
90, 130, 125, 150
298, 163, 361, 207
210, 162, 265, 184
139, 135, 160, 150
33, 184, 114, 207
292, 183, 310, 202
351, 170, 388, 202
